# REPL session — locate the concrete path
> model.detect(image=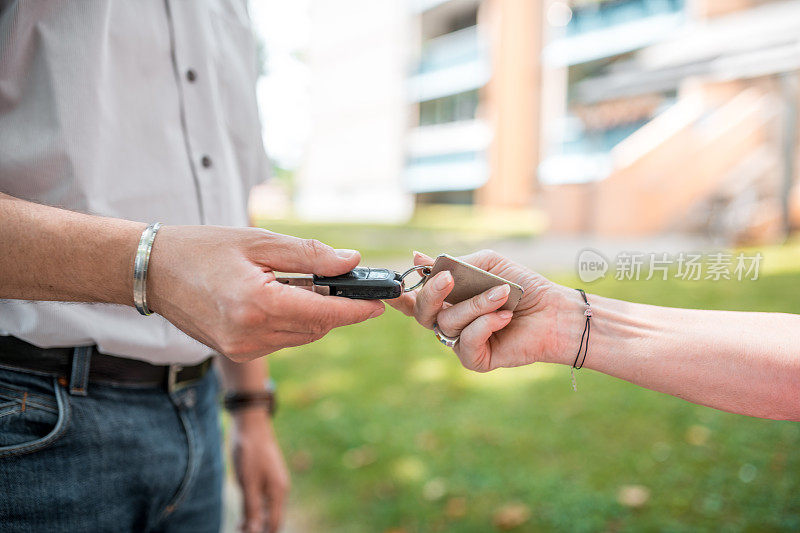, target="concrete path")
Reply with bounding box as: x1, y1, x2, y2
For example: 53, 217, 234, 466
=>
384, 233, 720, 276
488, 233, 720, 275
